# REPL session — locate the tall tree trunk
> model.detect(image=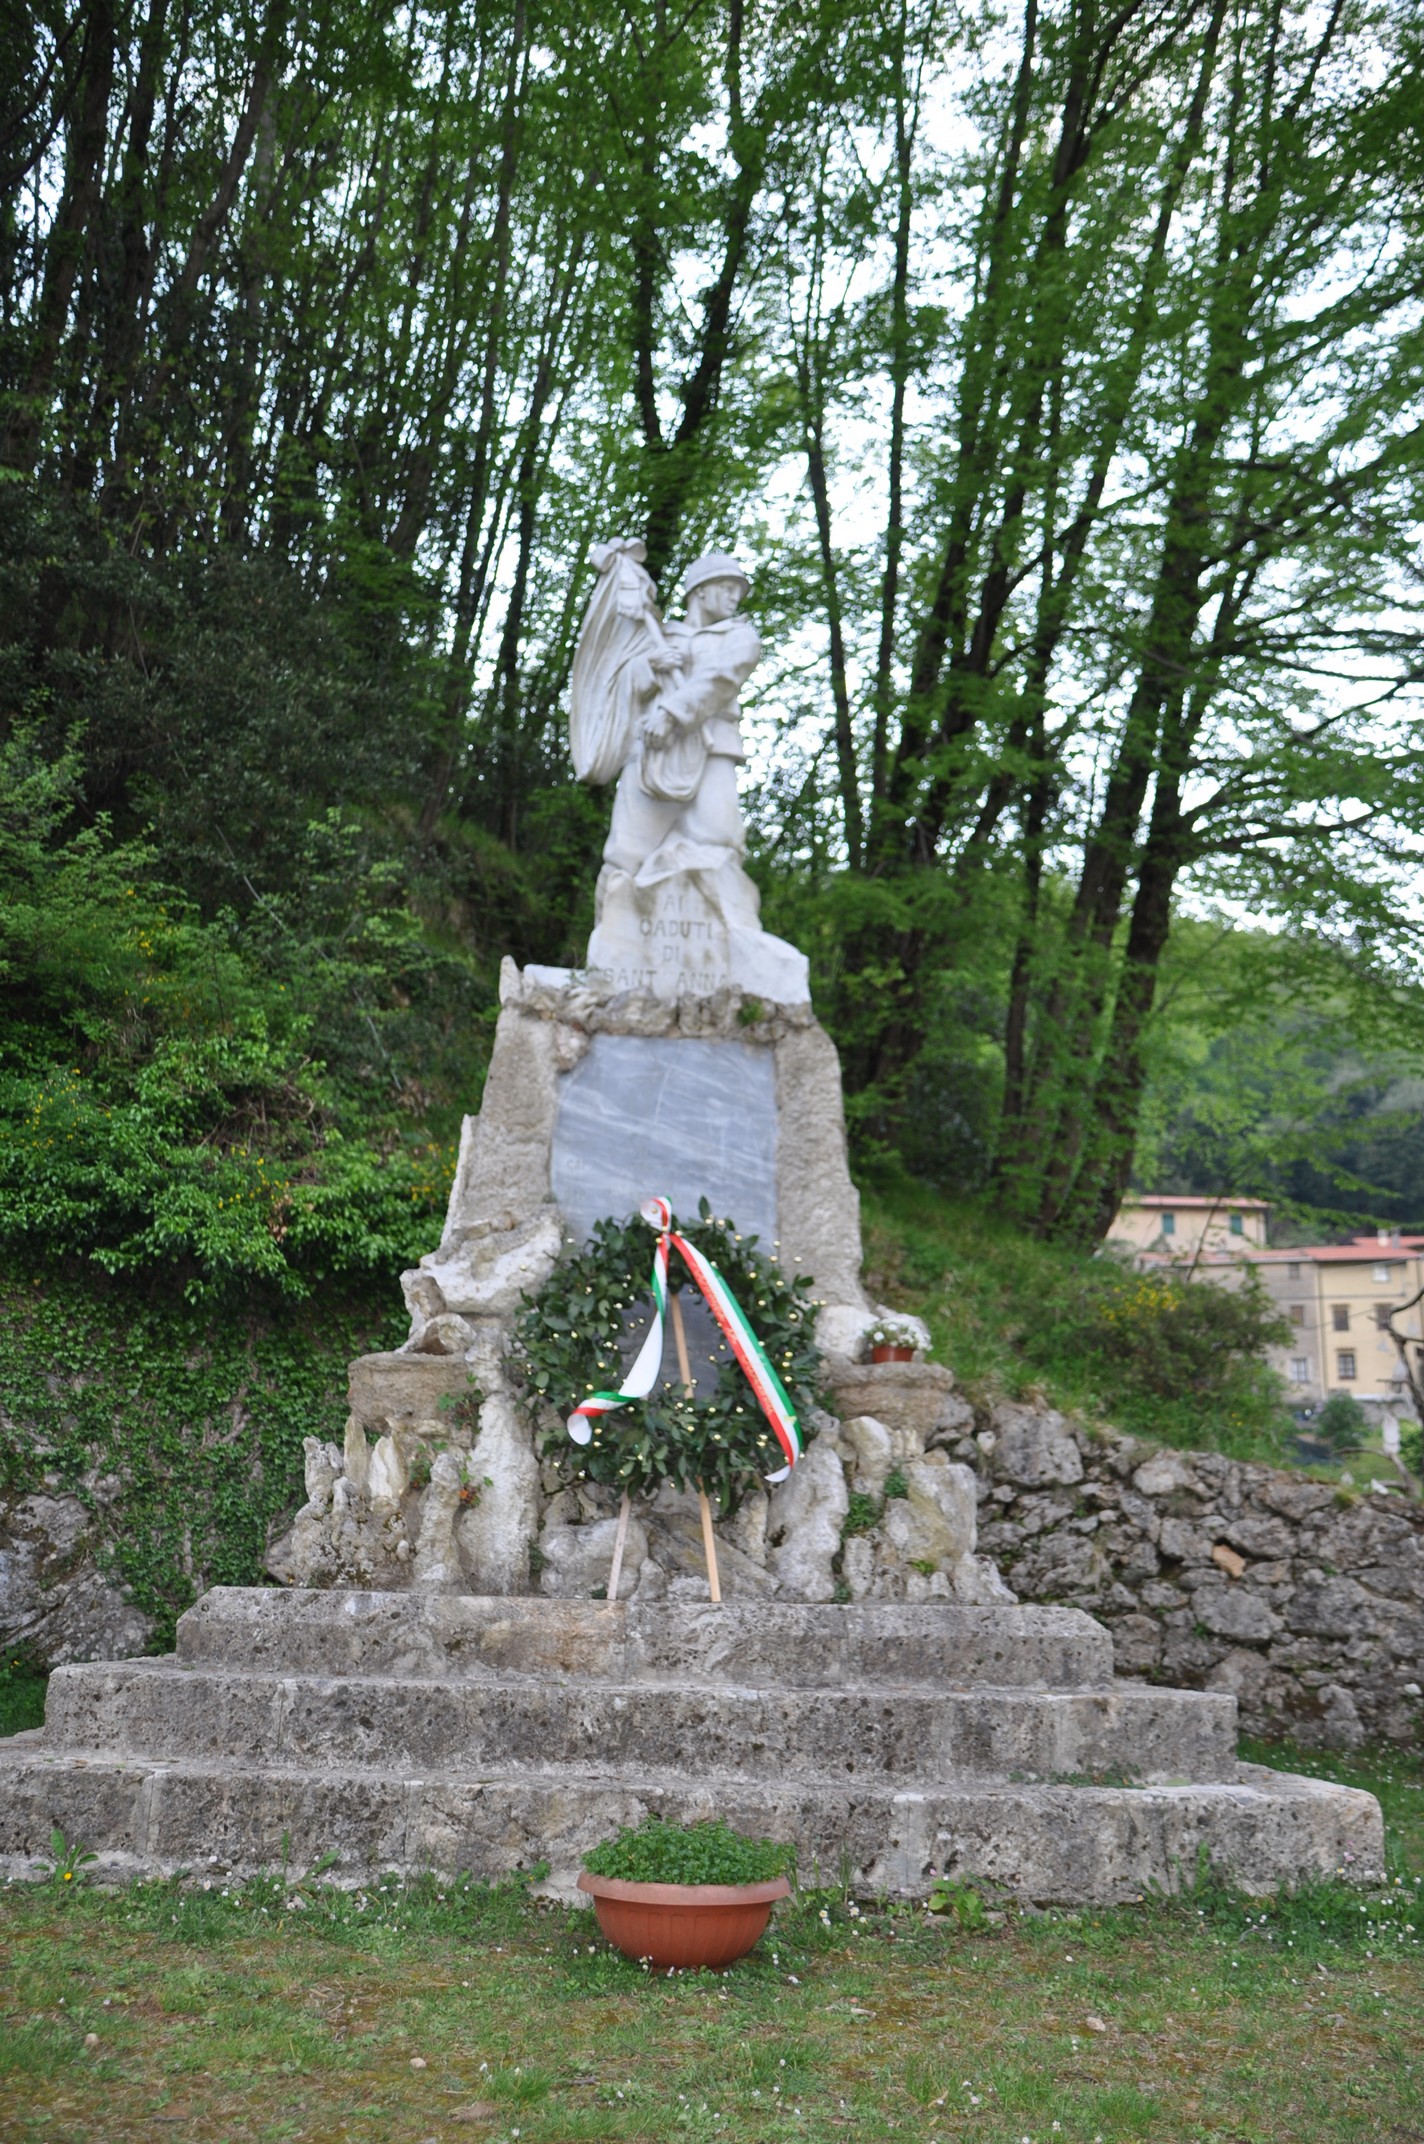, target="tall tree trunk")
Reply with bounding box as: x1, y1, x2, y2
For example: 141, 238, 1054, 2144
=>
870, 0, 919, 819
5, 0, 115, 470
